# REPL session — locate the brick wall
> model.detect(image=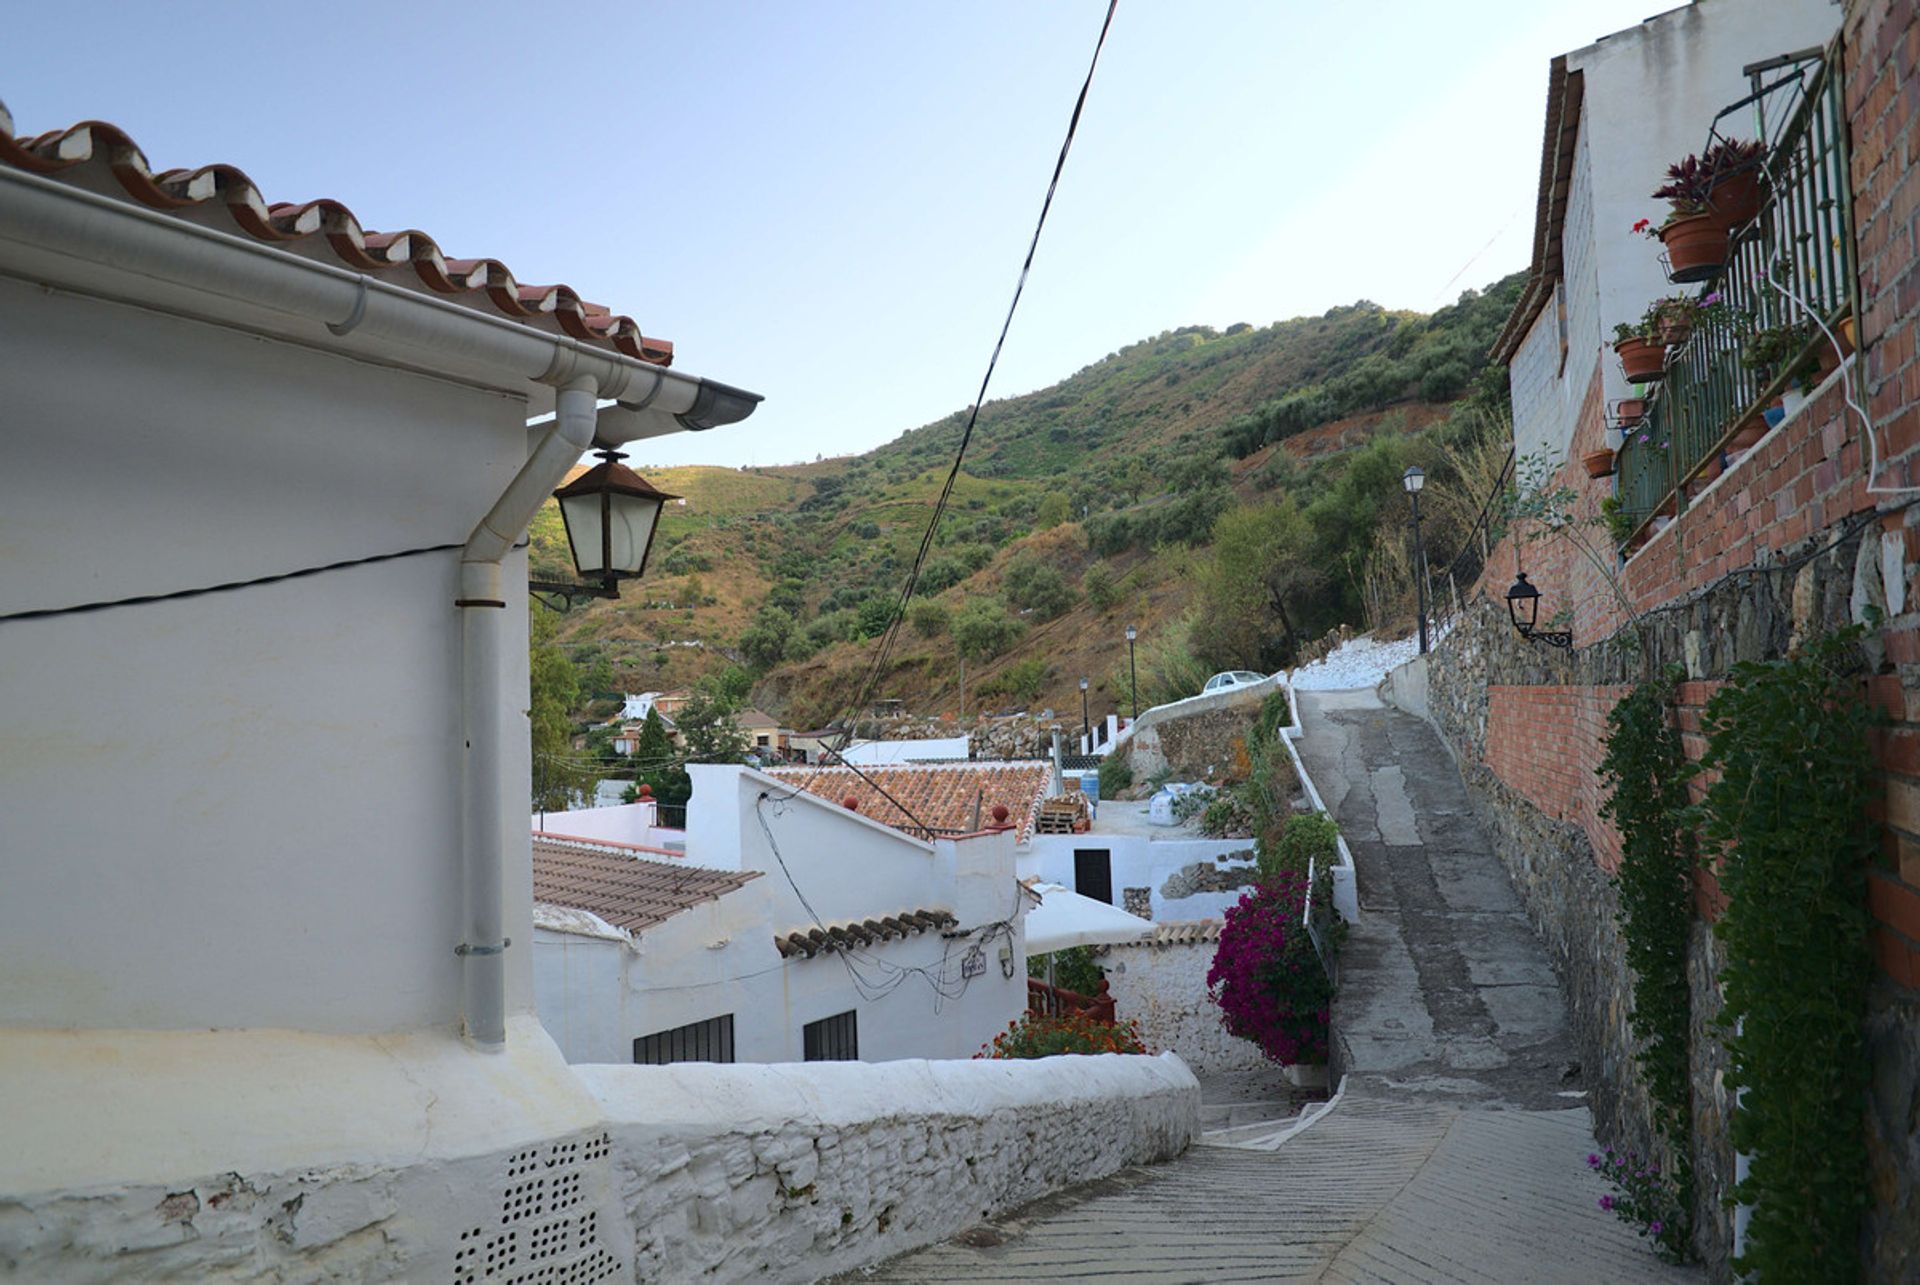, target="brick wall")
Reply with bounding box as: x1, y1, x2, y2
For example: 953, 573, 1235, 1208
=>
1486, 685, 1627, 868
